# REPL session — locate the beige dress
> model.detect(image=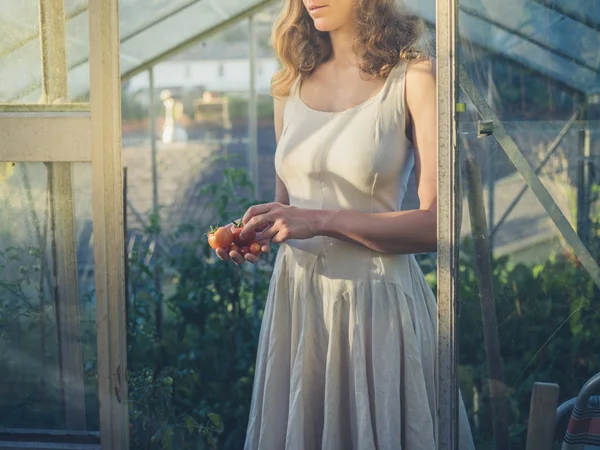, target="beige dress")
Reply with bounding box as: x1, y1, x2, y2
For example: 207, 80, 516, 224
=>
244, 62, 475, 450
